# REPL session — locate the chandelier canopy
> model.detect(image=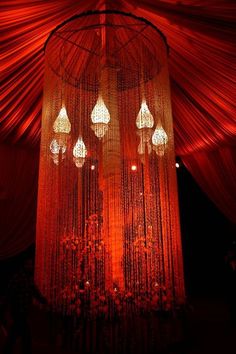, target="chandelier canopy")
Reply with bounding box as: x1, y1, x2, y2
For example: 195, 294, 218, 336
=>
35, 10, 185, 317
